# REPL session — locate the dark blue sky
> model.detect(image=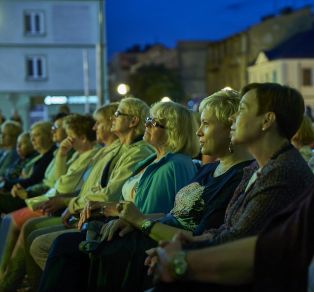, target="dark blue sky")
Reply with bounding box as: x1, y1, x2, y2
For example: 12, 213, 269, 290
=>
106, 0, 313, 59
